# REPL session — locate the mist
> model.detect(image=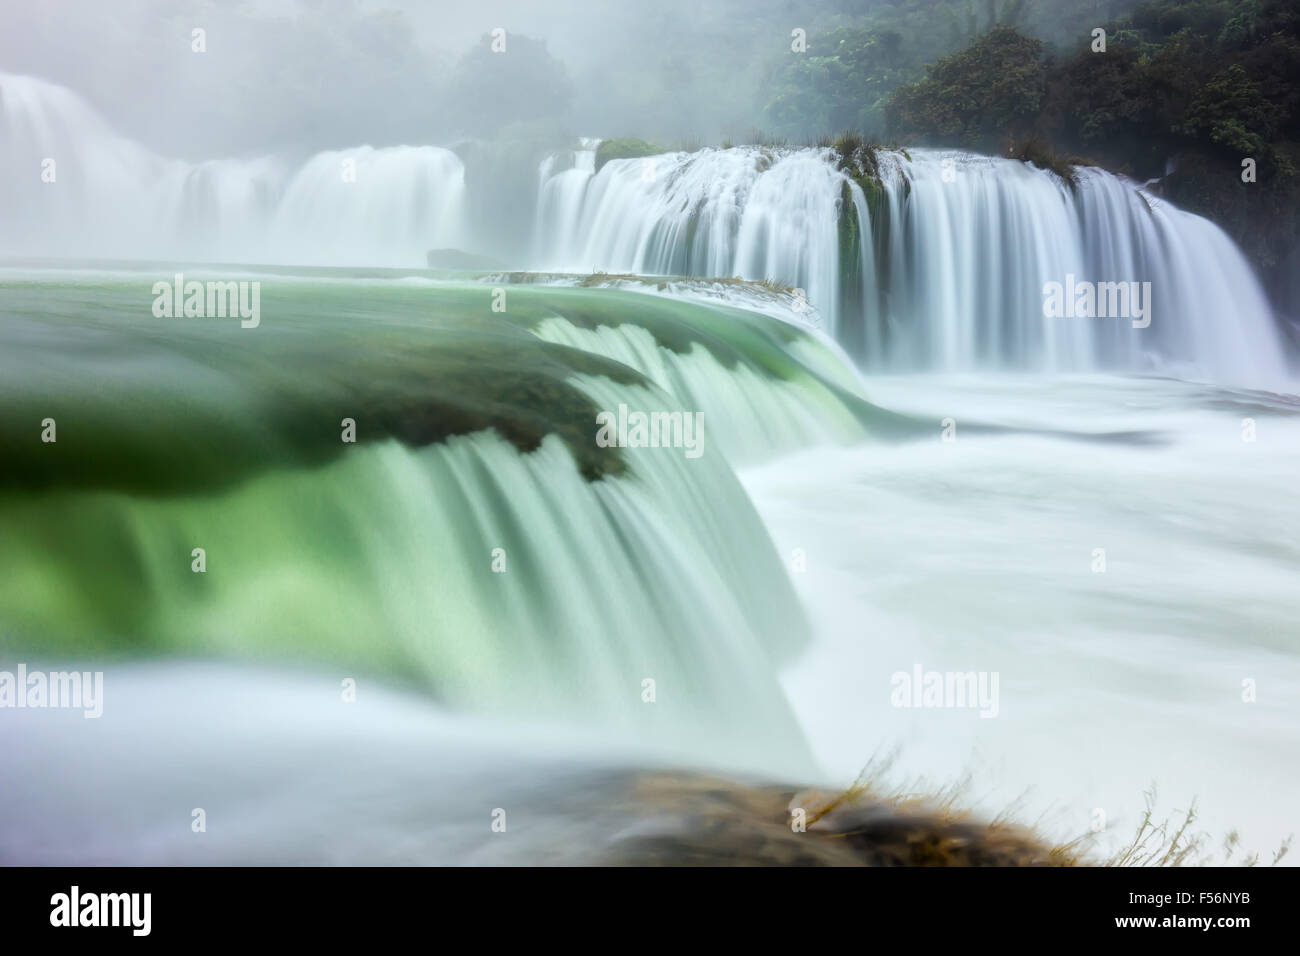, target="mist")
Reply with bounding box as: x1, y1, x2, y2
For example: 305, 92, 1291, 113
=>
0, 0, 1141, 159
0, 0, 761, 158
